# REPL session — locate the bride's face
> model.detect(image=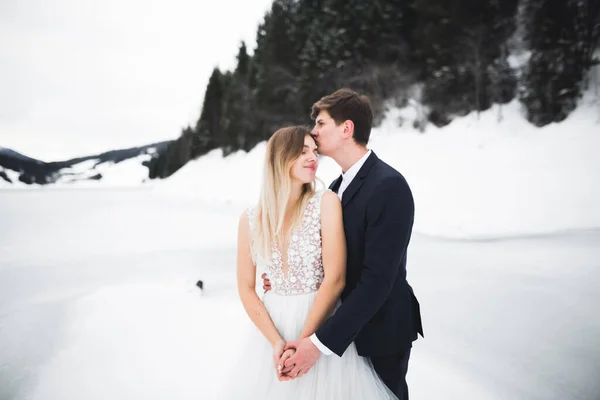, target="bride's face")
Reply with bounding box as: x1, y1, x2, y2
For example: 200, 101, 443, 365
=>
290, 135, 319, 184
